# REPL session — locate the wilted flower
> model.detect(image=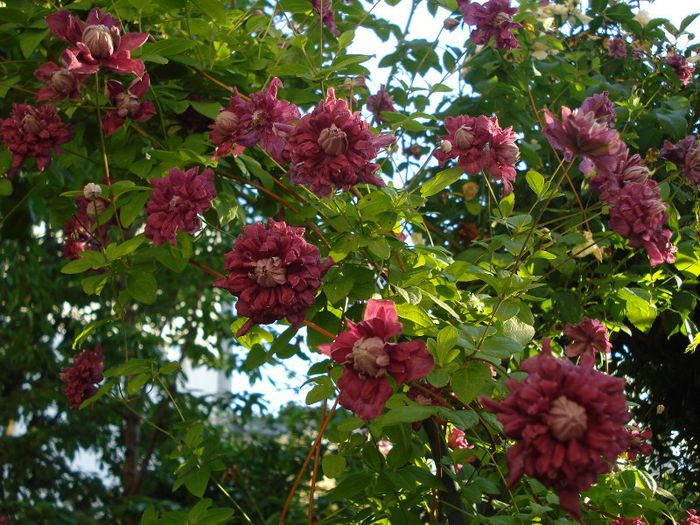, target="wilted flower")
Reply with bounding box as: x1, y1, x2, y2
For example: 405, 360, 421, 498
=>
211, 77, 300, 162
626, 424, 652, 461
311, 0, 340, 36
286, 88, 395, 196
664, 54, 694, 86
607, 37, 627, 59
563, 317, 612, 358
461, 0, 521, 50
572, 230, 604, 263
101, 73, 156, 136
46, 8, 148, 77
145, 167, 216, 245
482, 345, 630, 519
215, 220, 332, 337
531, 40, 559, 60
34, 49, 99, 102
366, 85, 396, 124
0, 103, 74, 177
320, 299, 434, 420
661, 135, 700, 186
60, 344, 104, 409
